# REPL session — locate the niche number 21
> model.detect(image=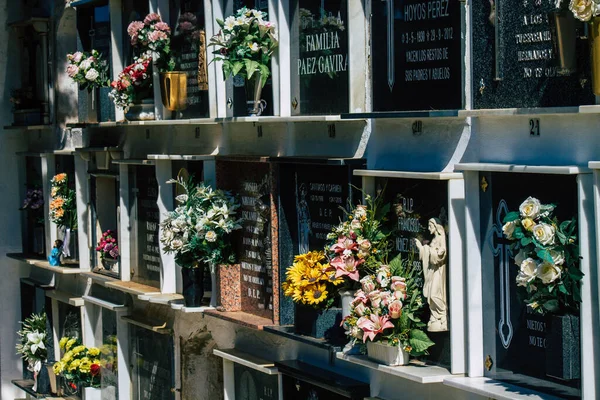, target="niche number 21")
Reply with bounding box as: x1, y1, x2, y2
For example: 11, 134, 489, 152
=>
529, 119, 540, 136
